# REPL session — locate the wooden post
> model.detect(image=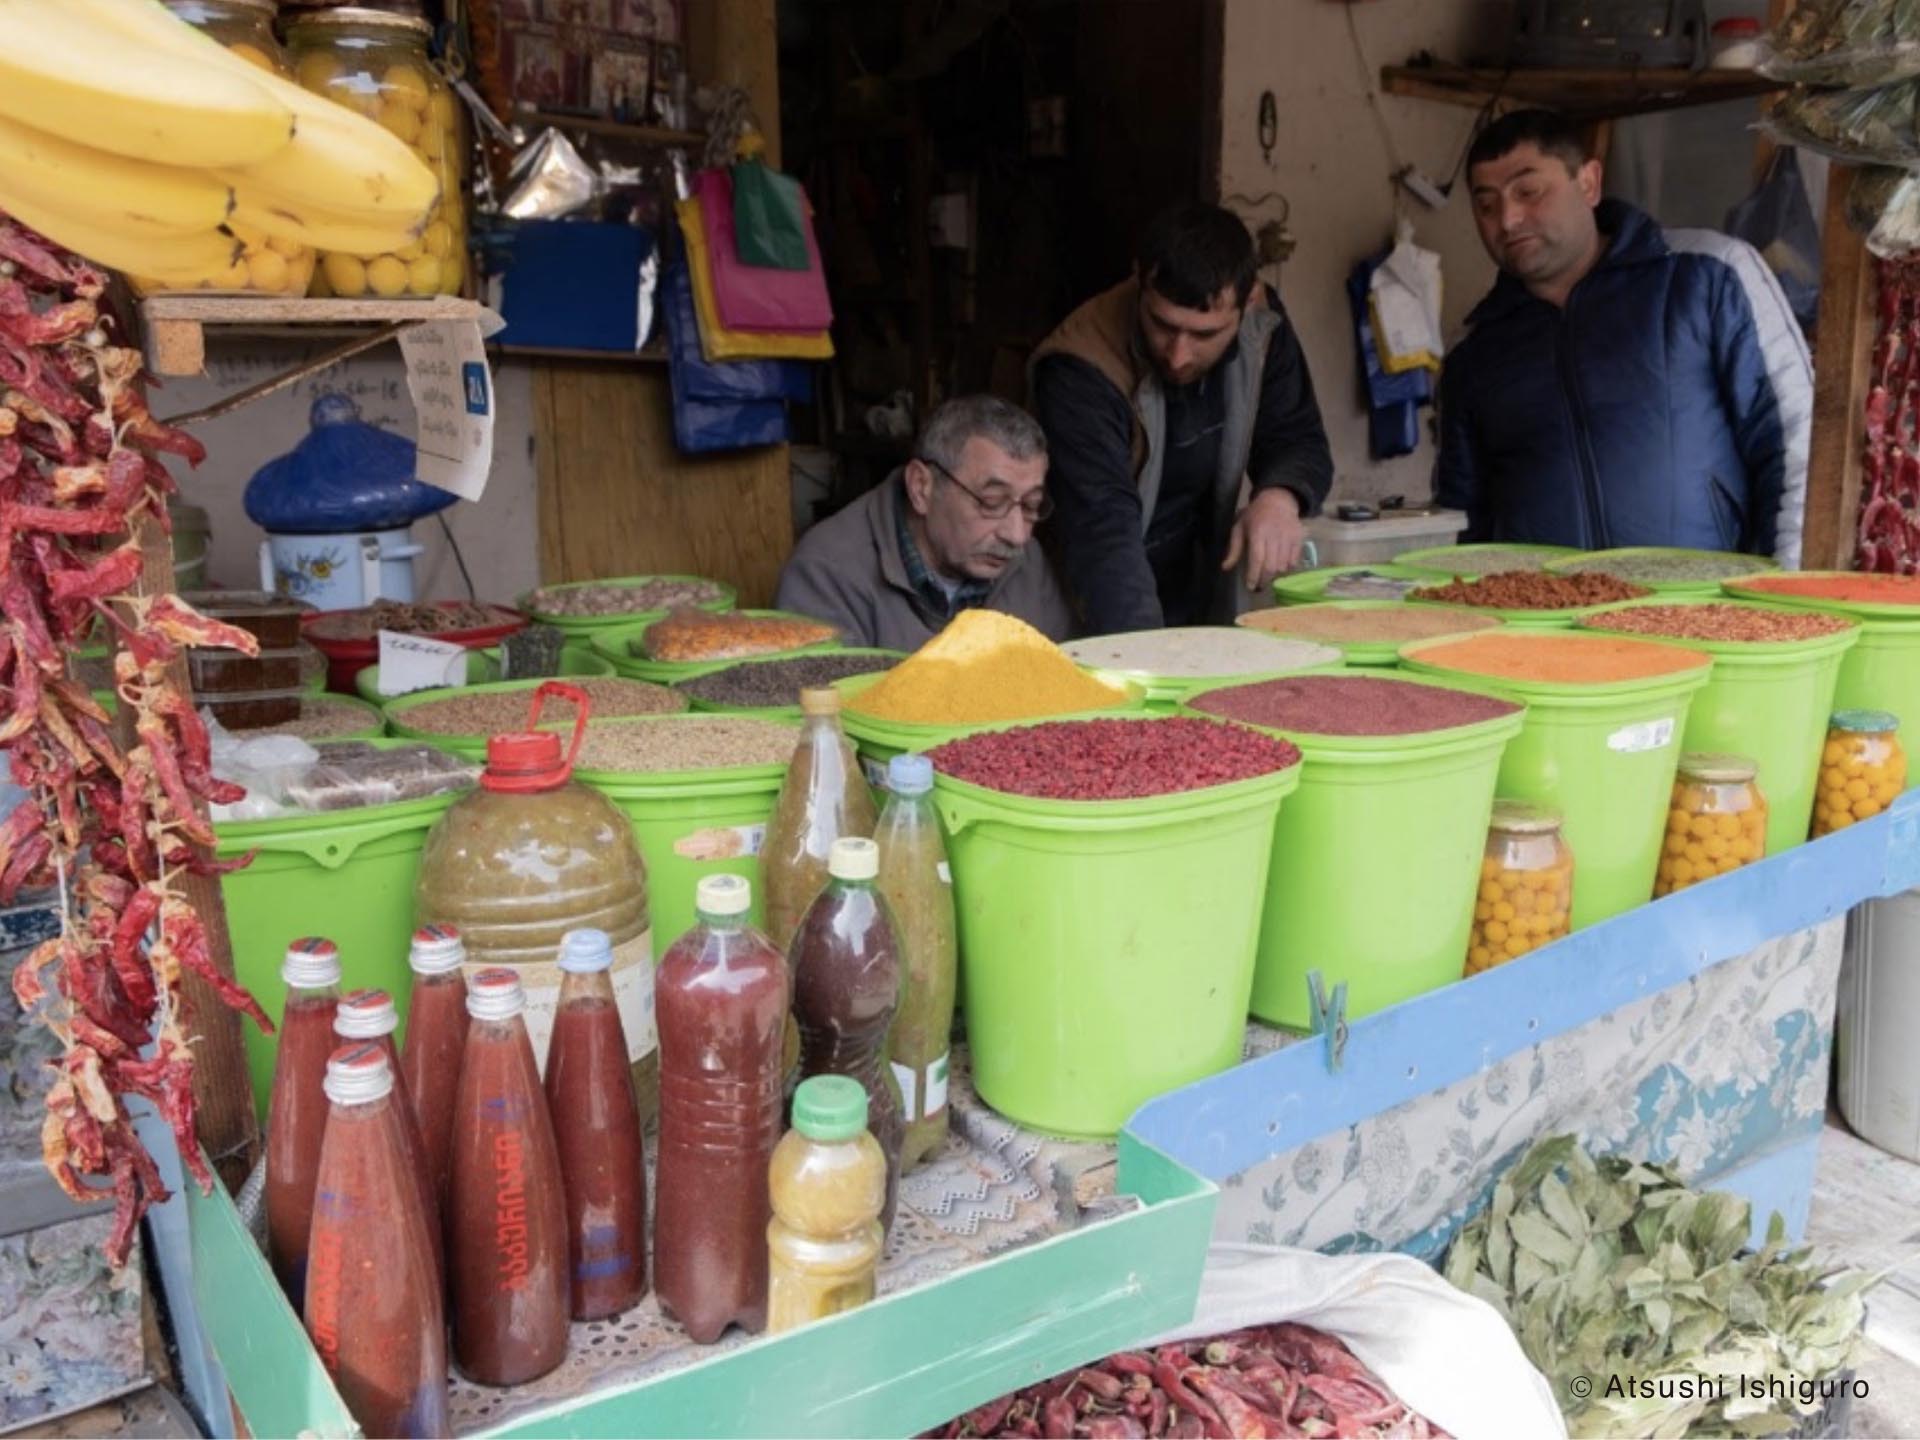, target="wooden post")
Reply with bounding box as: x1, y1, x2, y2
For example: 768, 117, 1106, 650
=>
1803, 166, 1877, 572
